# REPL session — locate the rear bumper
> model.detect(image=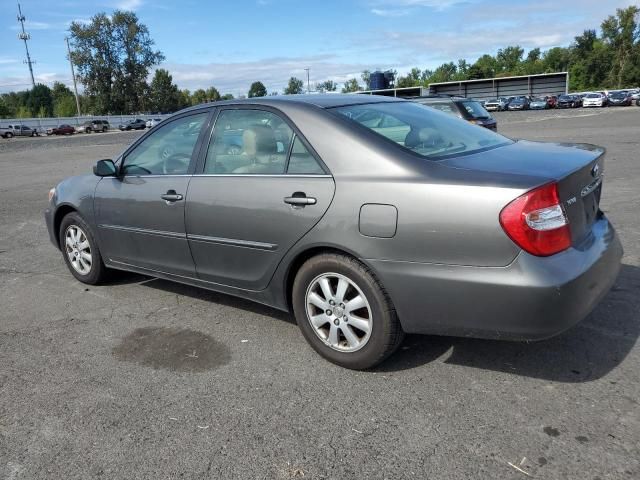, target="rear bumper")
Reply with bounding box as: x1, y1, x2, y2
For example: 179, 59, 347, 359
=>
369, 216, 622, 340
